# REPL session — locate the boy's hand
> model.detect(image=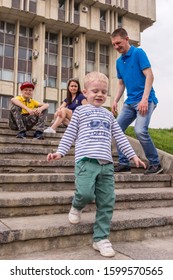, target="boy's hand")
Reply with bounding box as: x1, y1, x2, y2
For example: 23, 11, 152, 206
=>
34, 108, 42, 116
132, 155, 146, 169
47, 152, 62, 162
27, 108, 35, 115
